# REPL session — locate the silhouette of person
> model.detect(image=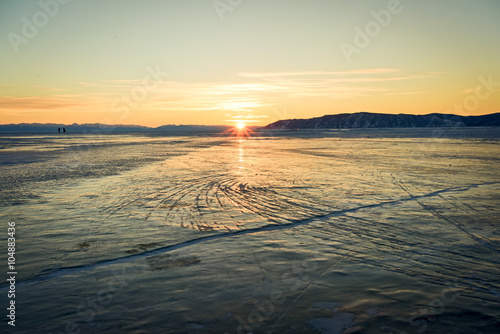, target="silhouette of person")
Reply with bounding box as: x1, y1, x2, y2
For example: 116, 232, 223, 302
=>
58, 127, 61, 133
63, 127, 66, 133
